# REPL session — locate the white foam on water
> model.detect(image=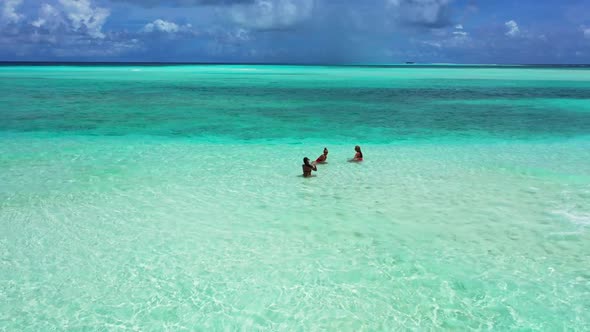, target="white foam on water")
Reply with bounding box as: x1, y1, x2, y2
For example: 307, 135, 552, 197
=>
552, 210, 590, 227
